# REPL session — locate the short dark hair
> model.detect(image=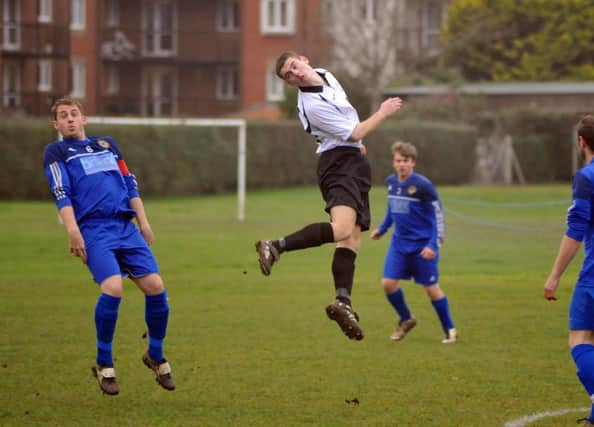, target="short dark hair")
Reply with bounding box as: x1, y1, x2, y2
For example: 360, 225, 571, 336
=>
392, 141, 417, 160
51, 96, 84, 119
275, 51, 299, 79
578, 115, 594, 151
